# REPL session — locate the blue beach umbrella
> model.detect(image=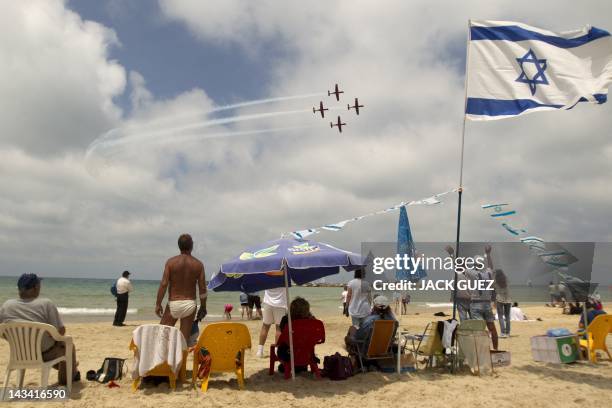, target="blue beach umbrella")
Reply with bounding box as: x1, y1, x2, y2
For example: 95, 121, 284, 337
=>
208, 237, 365, 379
208, 238, 364, 292
396, 206, 427, 282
